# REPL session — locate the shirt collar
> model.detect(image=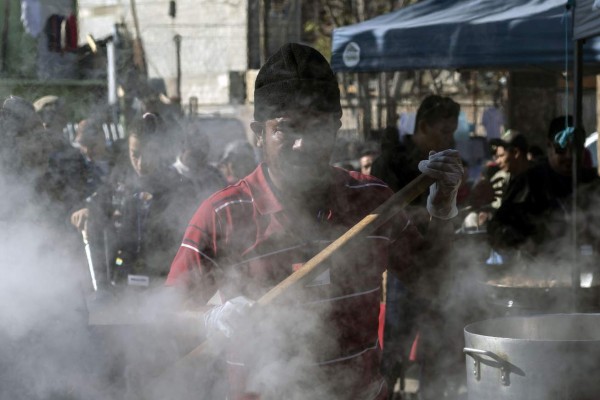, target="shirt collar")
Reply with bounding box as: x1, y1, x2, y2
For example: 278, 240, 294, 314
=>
243, 163, 352, 216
